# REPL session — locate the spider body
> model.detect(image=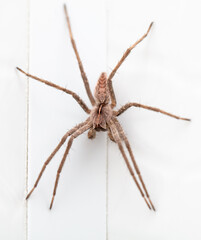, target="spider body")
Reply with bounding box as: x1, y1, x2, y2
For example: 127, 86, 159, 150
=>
16, 5, 190, 211
91, 78, 112, 130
